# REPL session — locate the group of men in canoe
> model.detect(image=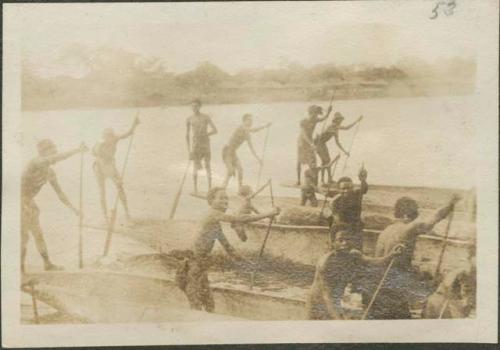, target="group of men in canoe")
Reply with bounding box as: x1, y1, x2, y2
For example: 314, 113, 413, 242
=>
21, 98, 475, 320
